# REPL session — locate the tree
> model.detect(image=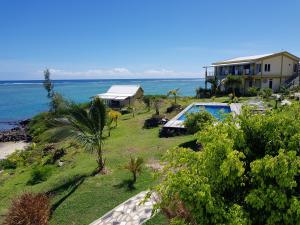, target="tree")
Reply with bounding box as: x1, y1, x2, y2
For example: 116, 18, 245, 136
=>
224, 75, 242, 97
106, 117, 113, 137
43, 69, 54, 98
55, 97, 107, 173
207, 77, 219, 95
108, 110, 122, 127
154, 104, 300, 224
143, 96, 152, 111
124, 156, 143, 184
168, 89, 180, 104
153, 97, 163, 115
